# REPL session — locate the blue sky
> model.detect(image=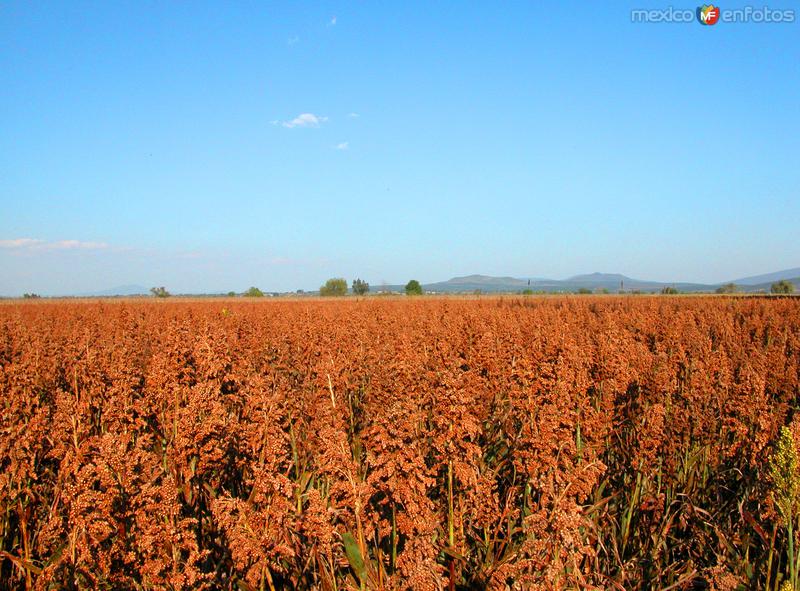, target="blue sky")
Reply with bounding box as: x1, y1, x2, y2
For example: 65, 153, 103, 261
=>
1, 1, 798, 295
